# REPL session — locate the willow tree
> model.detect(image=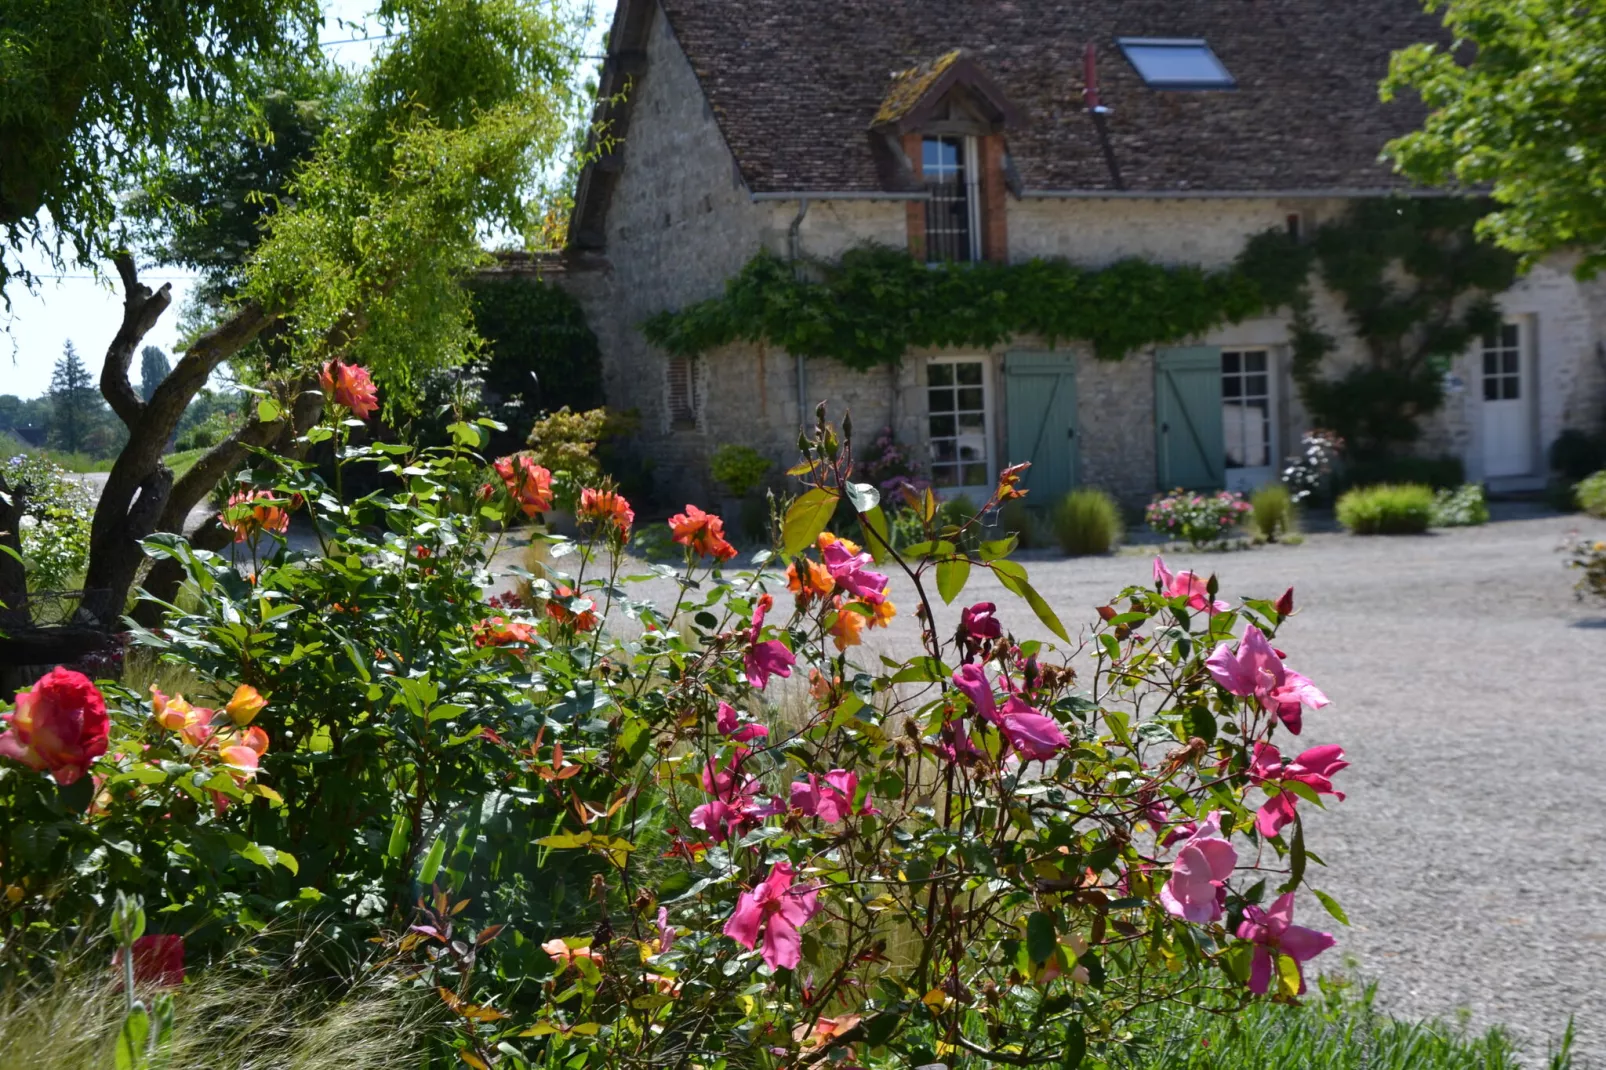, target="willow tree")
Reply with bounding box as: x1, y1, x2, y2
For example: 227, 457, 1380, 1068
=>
64, 0, 585, 628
